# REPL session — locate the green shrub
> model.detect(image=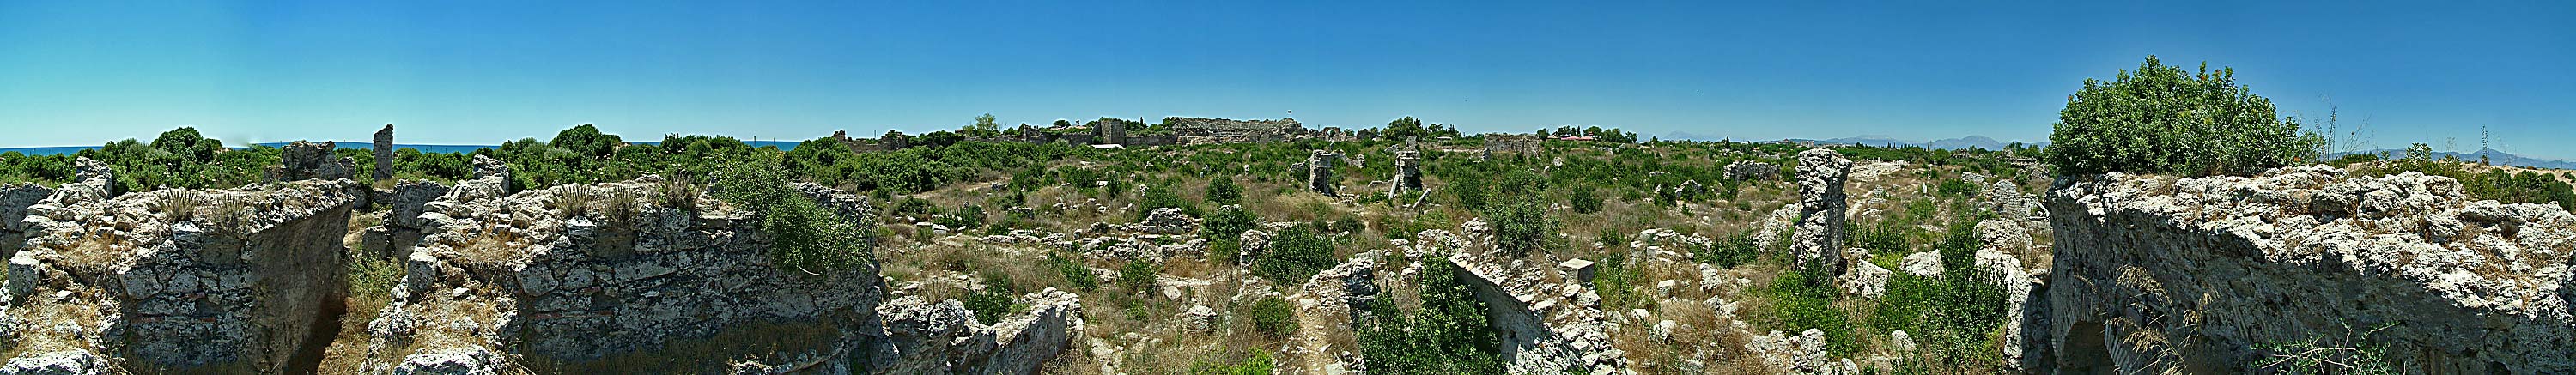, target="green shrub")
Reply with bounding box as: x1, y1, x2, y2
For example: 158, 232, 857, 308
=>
1049, 254, 1097, 292
1696, 230, 1759, 268
2251, 322, 2398, 374
1137, 184, 1199, 221
2047, 56, 2322, 177
1254, 226, 1336, 282
714, 163, 875, 275
1118, 260, 1160, 293
1358, 256, 1504, 374
1568, 187, 1601, 214
1206, 177, 1242, 205
962, 274, 1018, 324
1485, 200, 1553, 257
1850, 220, 1909, 256
1188, 351, 1276, 375
1761, 263, 1857, 357
1250, 296, 1298, 337
1200, 205, 1260, 241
